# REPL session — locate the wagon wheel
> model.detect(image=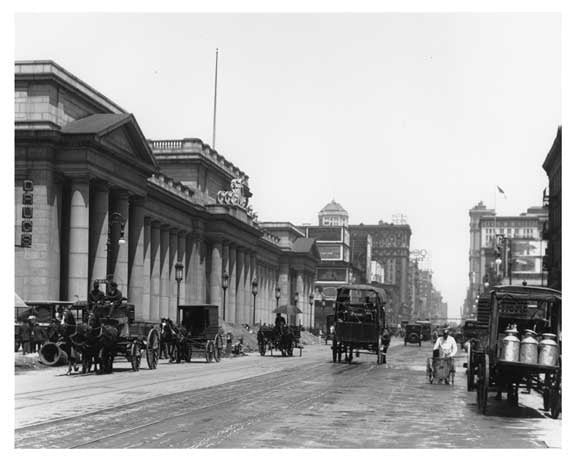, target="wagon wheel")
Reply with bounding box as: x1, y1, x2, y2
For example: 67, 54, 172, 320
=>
427, 359, 434, 383
507, 383, 519, 408
213, 334, 223, 362
466, 346, 475, 392
476, 354, 489, 414
130, 341, 141, 371
377, 336, 383, 365
542, 373, 552, 411
184, 341, 192, 362
332, 339, 338, 362
345, 345, 353, 364
81, 352, 92, 374
146, 328, 160, 369
550, 371, 561, 419
205, 341, 215, 363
